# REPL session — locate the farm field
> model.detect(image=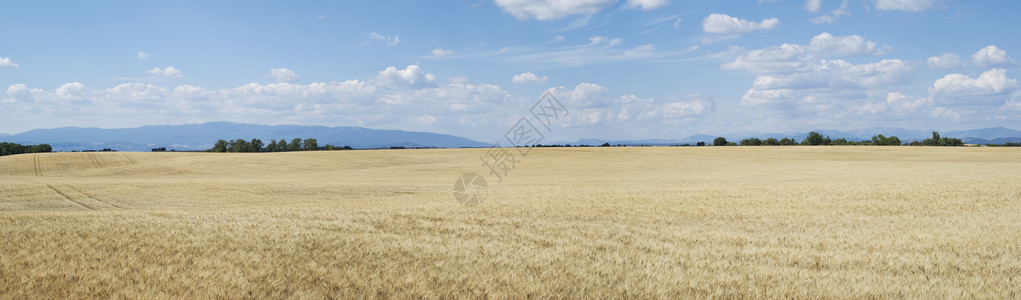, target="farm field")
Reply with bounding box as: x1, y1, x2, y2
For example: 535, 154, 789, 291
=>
1, 147, 1020, 298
